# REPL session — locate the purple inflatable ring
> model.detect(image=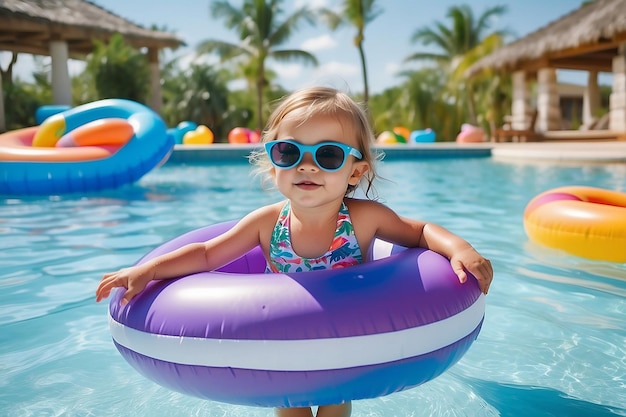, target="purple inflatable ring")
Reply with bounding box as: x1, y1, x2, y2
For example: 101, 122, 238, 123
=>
109, 220, 485, 407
